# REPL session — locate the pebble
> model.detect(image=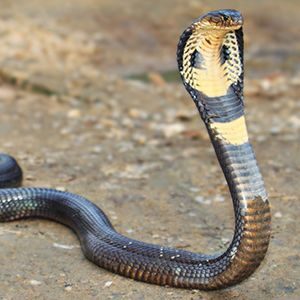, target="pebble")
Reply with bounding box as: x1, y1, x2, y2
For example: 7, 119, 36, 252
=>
65, 286, 72, 292
195, 196, 211, 205
289, 115, 300, 129
256, 135, 267, 142
132, 133, 147, 145
55, 186, 67, 192
189, 187, 200, 193
91, 146, 102, 153
53, 243, 77, 250
64, 284, 72, 292
25, 175, 36, 181
29, 280, 42, 286
60, 127, 72, 135
162, 123, 186, 138
214, 195, 225, 202
222, 238, 231, 245
104, 281, 113, 288
152, 234, 160, 239
175, 109, 195, 121
274, 212, 282, 218
128, 108, 148, 119
67, 109, 81, 118
0, 86, 16, 100
188, 212, 197, 217
270, 126, 282, 135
